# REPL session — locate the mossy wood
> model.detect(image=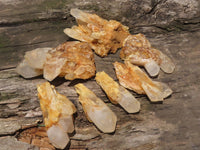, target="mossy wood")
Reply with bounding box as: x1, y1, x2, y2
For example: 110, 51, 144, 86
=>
0, 0, 200, 149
